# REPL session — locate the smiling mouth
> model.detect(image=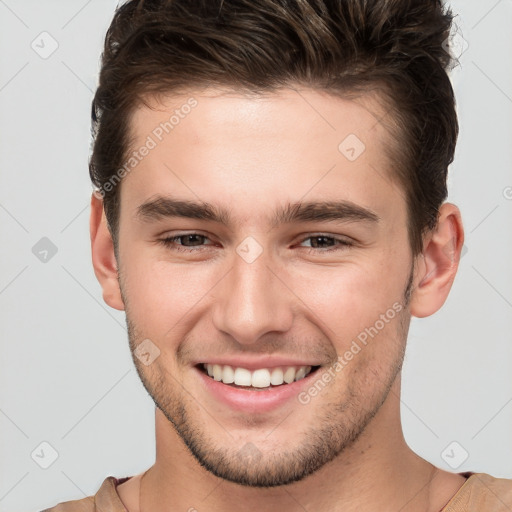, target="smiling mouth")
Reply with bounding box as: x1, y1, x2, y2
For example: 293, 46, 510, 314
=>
198, 363, 321, 390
